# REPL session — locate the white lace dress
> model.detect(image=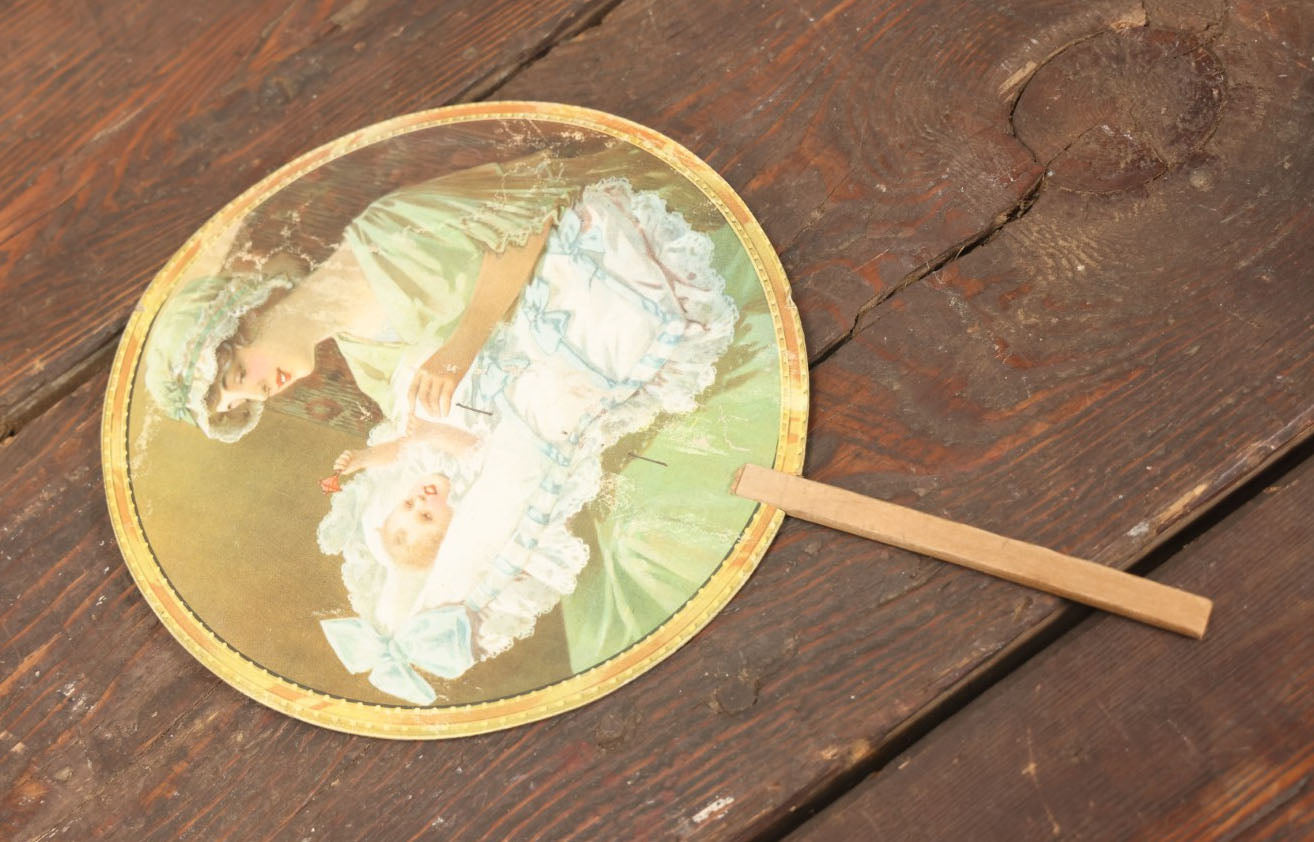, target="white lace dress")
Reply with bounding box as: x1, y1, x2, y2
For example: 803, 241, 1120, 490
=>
318, 179, 737, 702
